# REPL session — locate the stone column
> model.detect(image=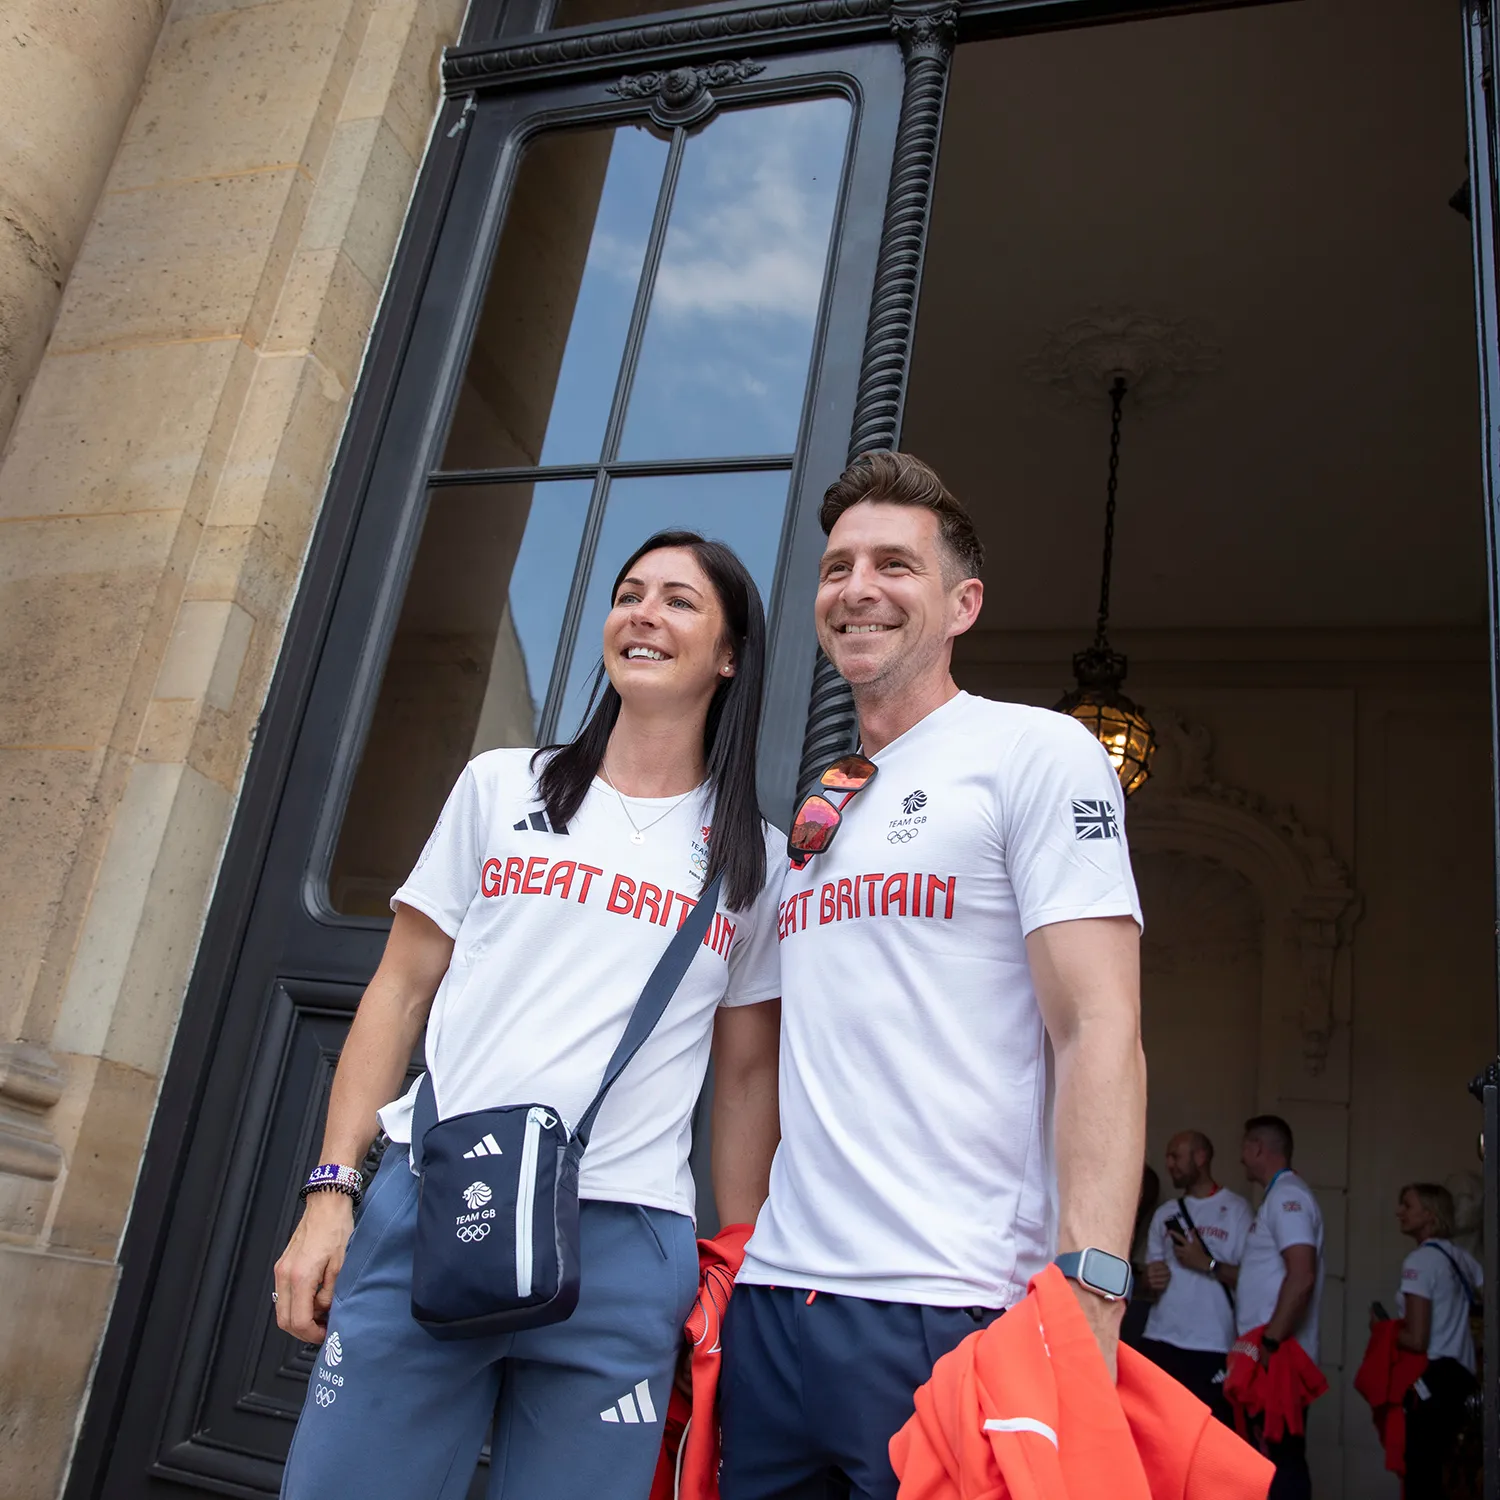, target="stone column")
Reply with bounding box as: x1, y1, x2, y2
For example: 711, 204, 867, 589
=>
0, 1, 463, 1494
0, 0, 171, 455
